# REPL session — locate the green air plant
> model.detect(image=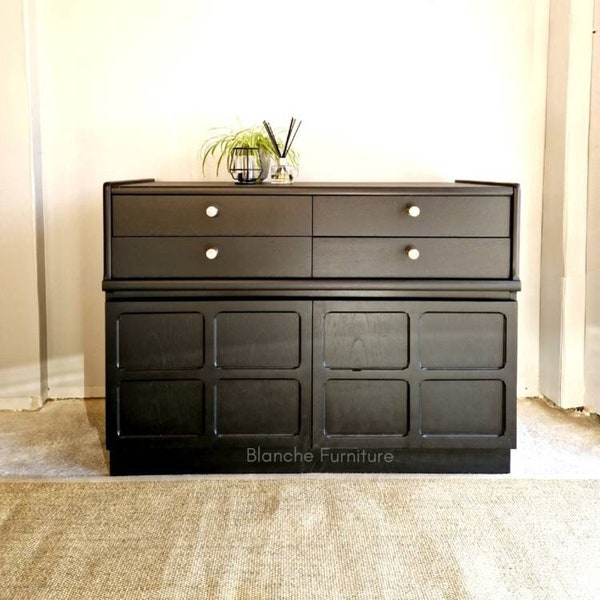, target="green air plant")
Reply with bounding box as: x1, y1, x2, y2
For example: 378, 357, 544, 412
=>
200, 125, 298, 179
